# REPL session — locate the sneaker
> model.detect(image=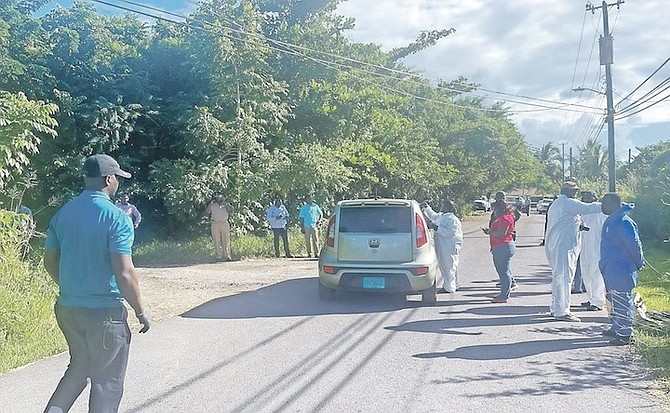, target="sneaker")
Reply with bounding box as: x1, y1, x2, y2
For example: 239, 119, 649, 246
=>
554, 313, 581, 322
609, 335, 633, 346
586, 304, 602, 311
491, 296, 508, 303
510, 283, 518, 290
602, 328, 616, 337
